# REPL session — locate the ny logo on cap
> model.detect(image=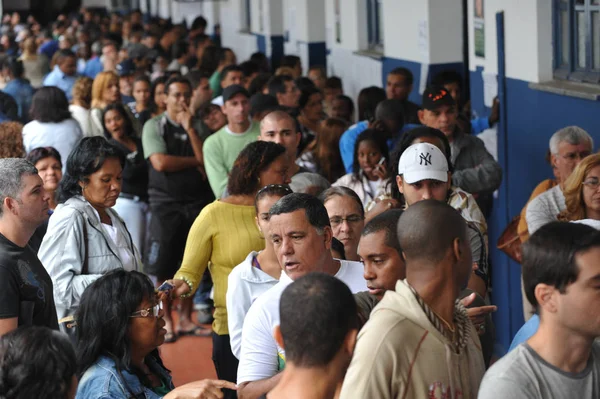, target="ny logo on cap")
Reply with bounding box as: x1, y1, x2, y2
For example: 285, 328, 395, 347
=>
419, 152, 432, 166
